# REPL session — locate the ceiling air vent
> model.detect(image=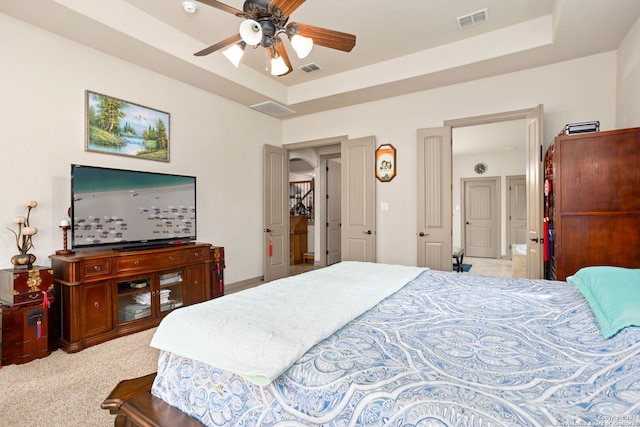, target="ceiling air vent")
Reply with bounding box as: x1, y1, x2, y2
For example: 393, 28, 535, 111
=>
250, 100, 296, 118
299, 63, 322, 74
457, 8, 489, 29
